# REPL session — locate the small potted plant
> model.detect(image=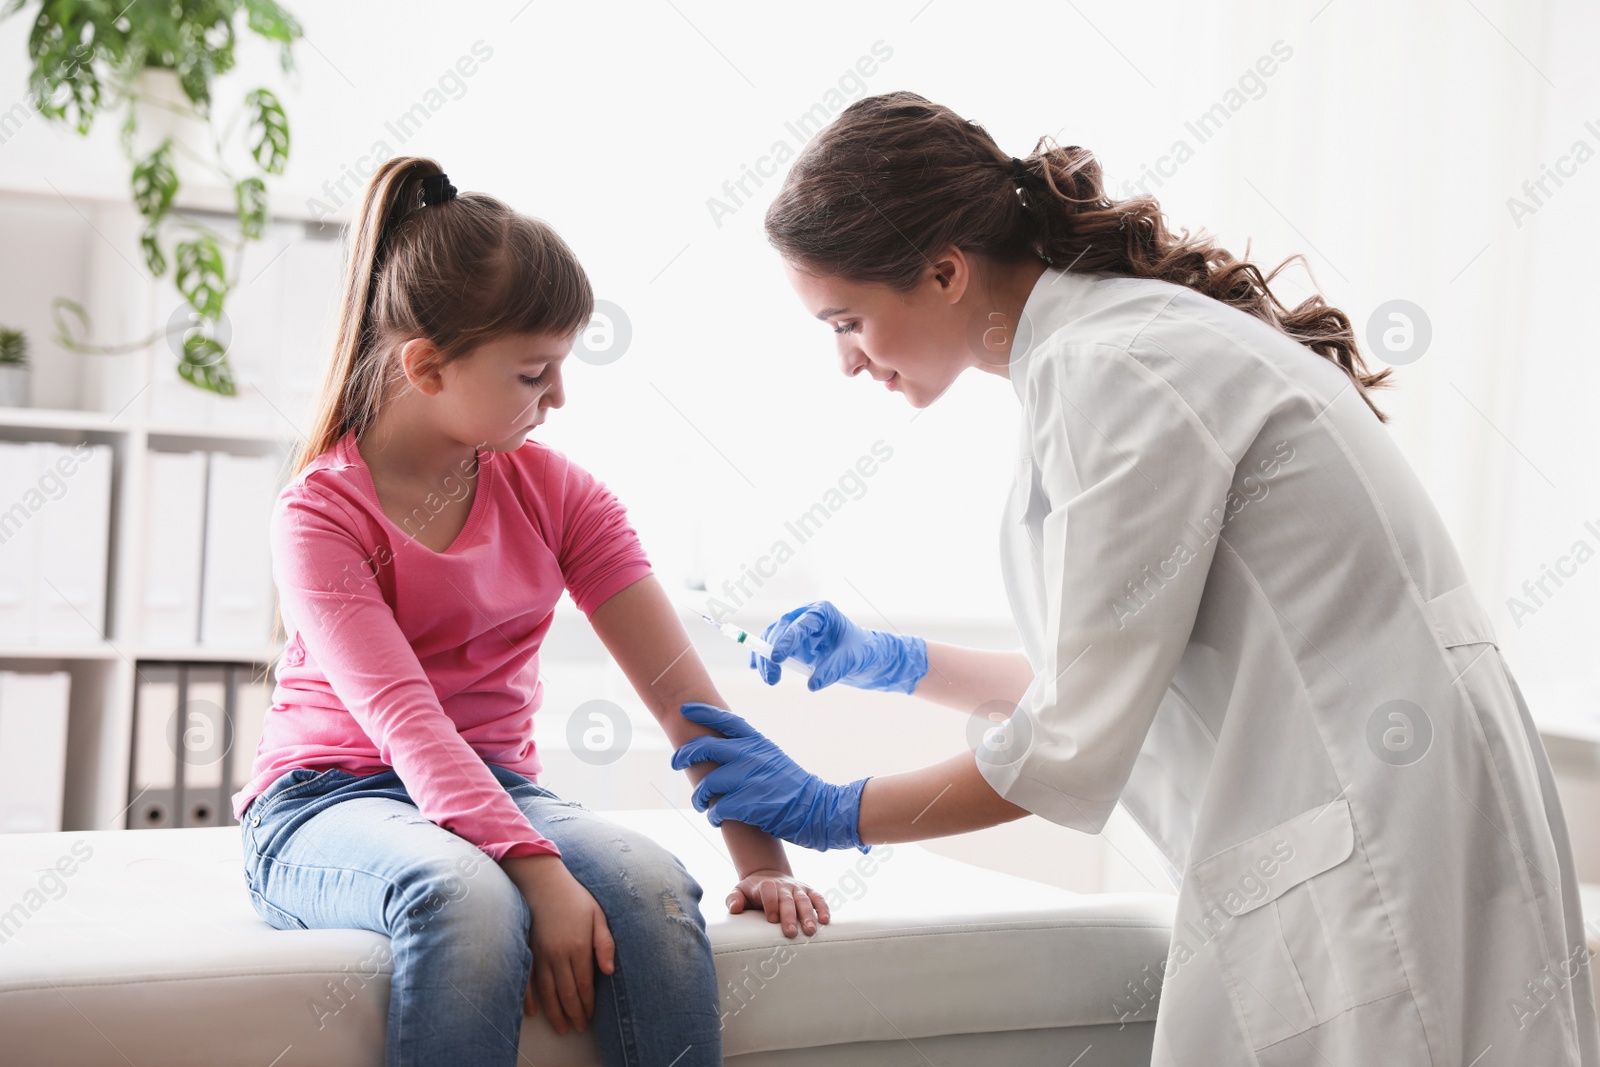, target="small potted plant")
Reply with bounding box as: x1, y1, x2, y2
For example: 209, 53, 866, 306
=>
0, 327, 30, 407
4, 0, 302, 396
